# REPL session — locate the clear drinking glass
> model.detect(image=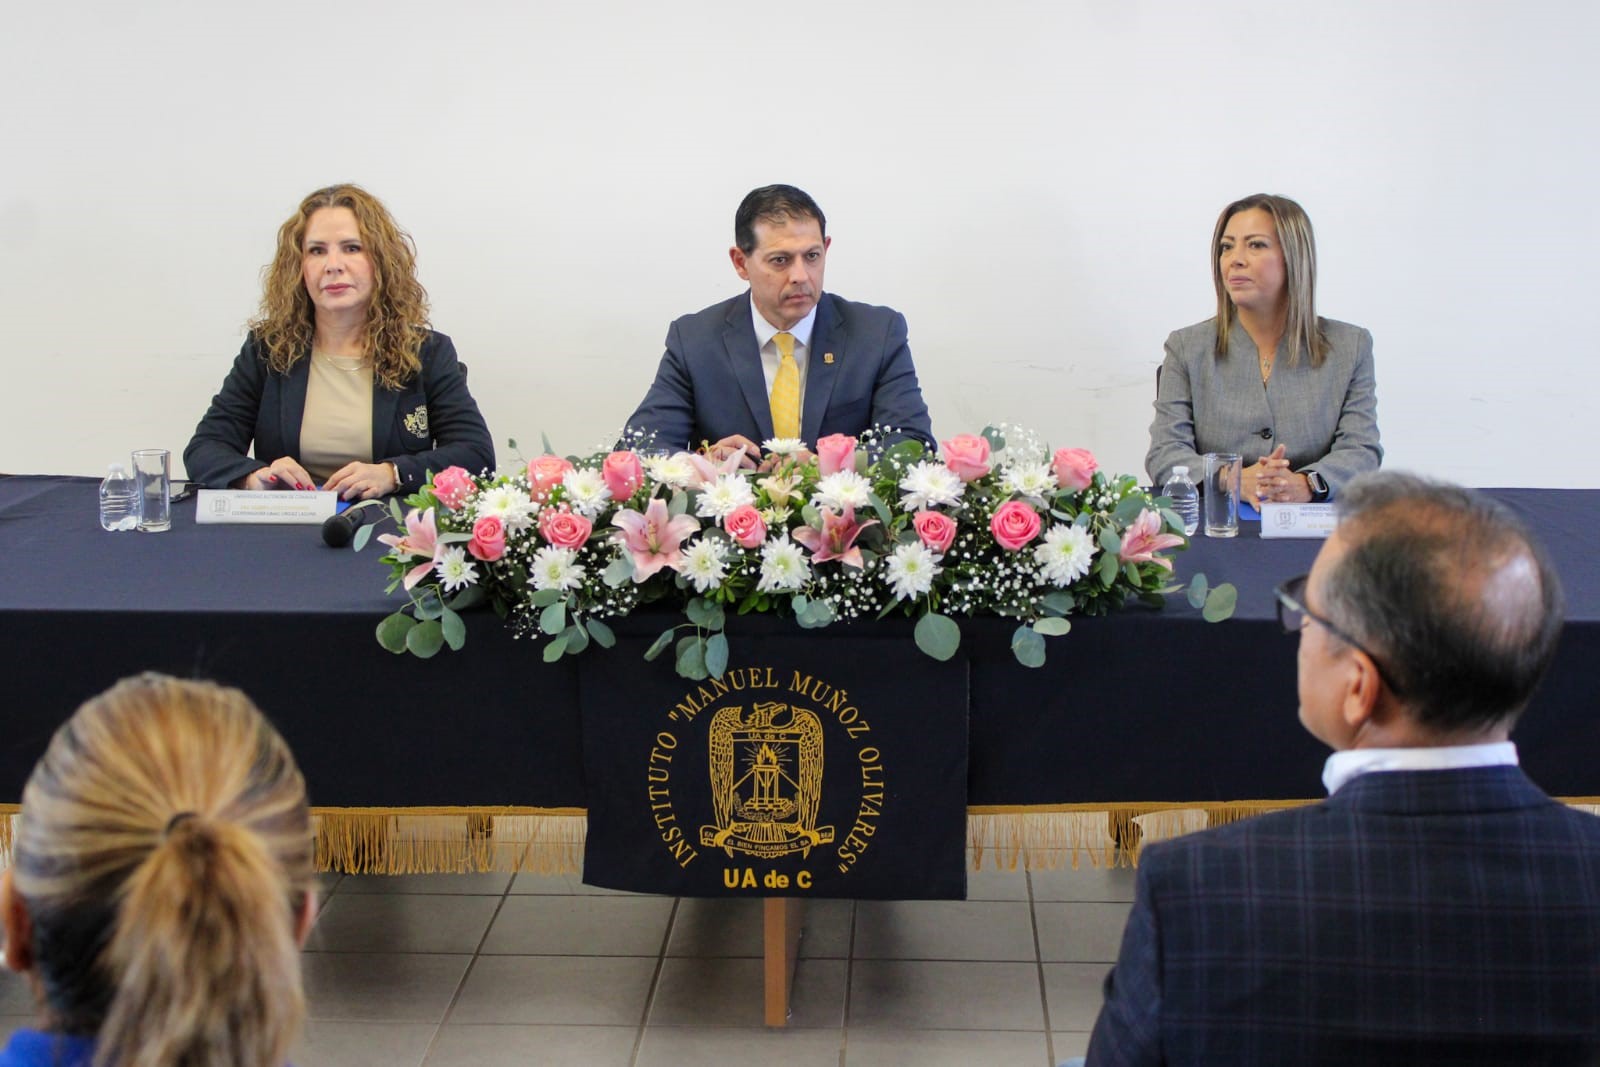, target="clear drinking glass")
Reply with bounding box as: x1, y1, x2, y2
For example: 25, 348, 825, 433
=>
132, 448, 172, 532
1203, 452, 1241, 538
